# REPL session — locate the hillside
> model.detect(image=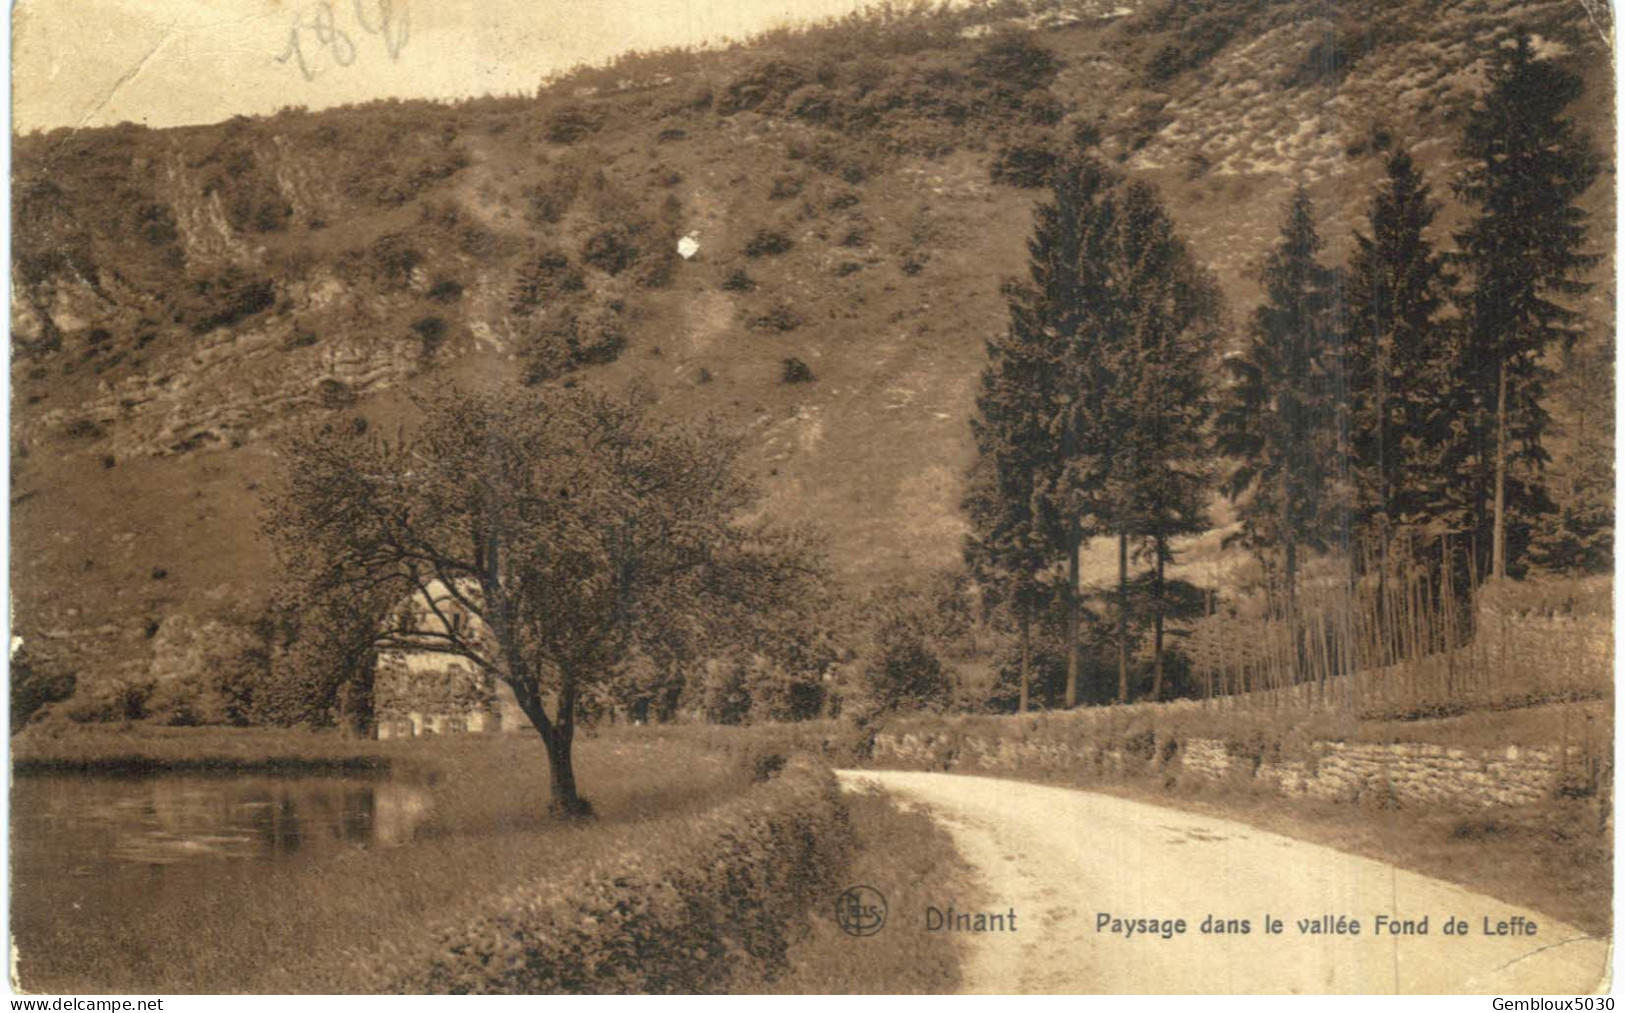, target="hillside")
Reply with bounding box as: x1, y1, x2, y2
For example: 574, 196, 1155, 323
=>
10, 0, 1614, 693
